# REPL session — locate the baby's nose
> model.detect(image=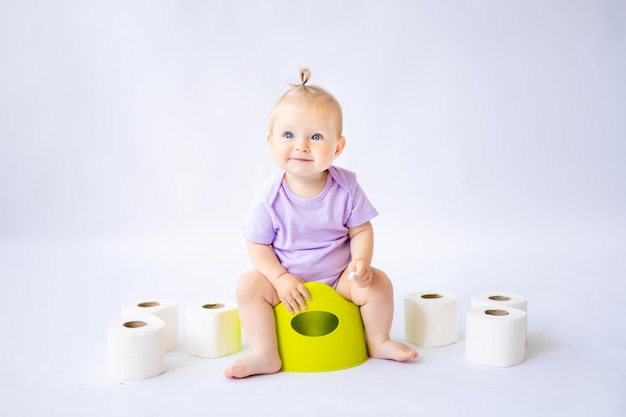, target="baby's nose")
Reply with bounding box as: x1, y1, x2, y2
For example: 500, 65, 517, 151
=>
295, 137, 310, 151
